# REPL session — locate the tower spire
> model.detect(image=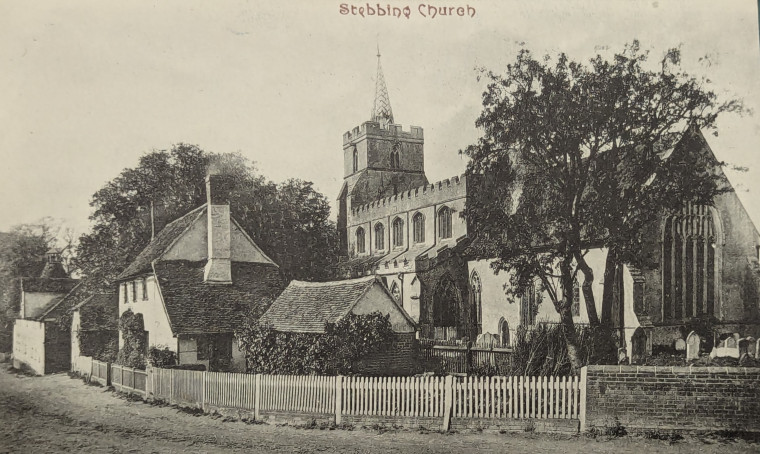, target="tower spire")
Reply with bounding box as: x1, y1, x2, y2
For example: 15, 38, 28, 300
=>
371, 45, 394, 128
